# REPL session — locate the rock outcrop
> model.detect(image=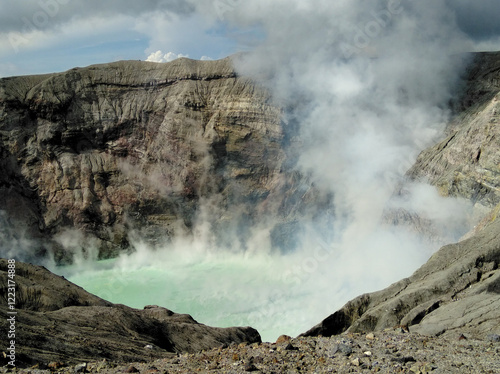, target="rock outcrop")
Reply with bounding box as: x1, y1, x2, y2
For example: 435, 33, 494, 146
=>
0, 259, 261, 367
303, 52, 500, 341
0, 57, 328, 262
407, 52, 500, 214
302, 217, 500, 339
